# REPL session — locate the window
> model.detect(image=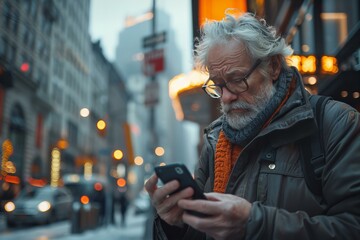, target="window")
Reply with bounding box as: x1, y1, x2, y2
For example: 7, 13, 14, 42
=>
2, 39, 17, 64
3, 2, 19, 35
37, 68, 48, 94
22, 25, 35, 49
53, 83, 63, 105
